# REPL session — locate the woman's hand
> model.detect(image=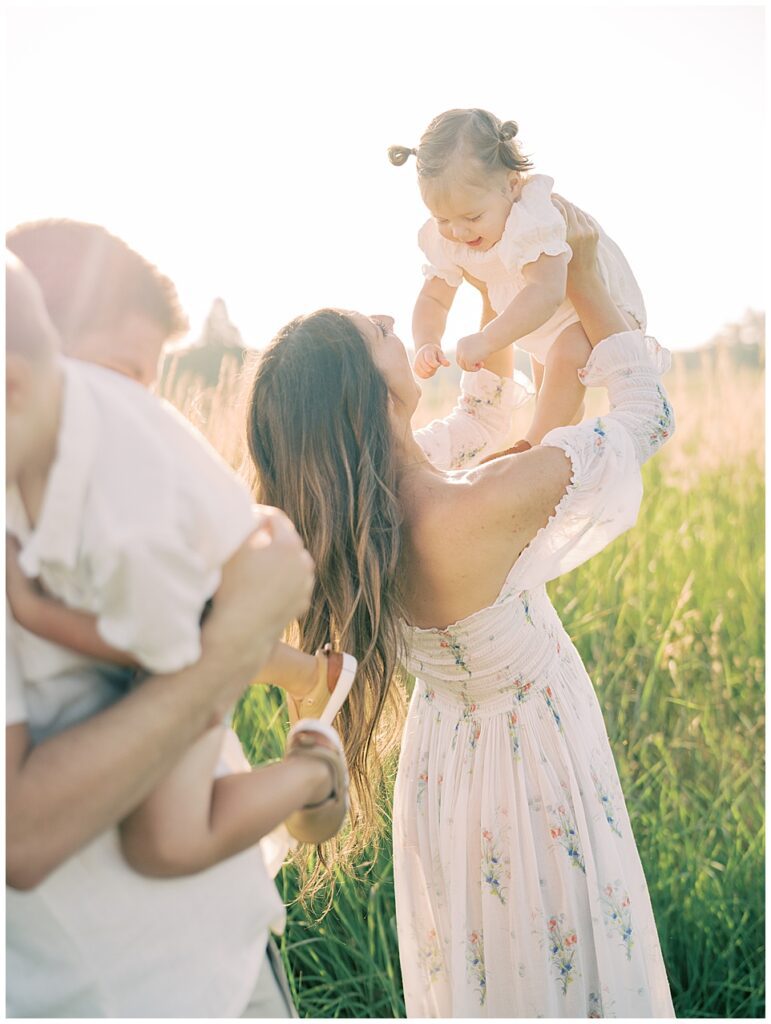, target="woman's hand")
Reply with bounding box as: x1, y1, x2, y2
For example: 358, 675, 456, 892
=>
552, 194, 601, 291
552, 195, 630, 348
